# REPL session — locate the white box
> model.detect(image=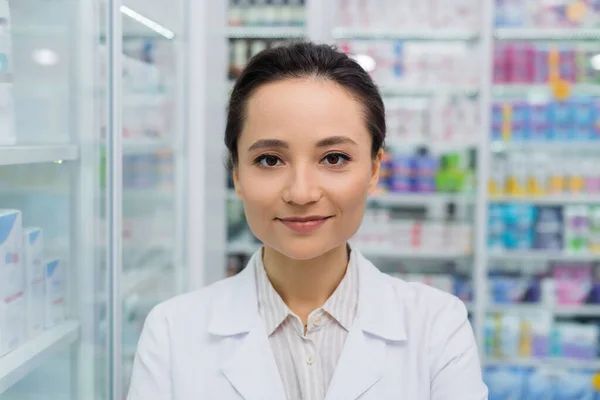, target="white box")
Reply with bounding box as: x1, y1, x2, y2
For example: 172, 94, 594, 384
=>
23, 227, 45, 338
45, 259, 66, 328
0, 209, 25, 355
